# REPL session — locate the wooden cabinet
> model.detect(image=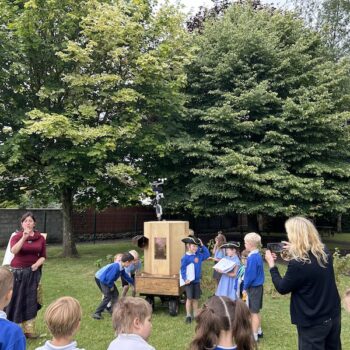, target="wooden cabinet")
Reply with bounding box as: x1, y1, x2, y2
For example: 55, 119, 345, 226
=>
135, 221, 189, 315
143, 221, 189, 275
